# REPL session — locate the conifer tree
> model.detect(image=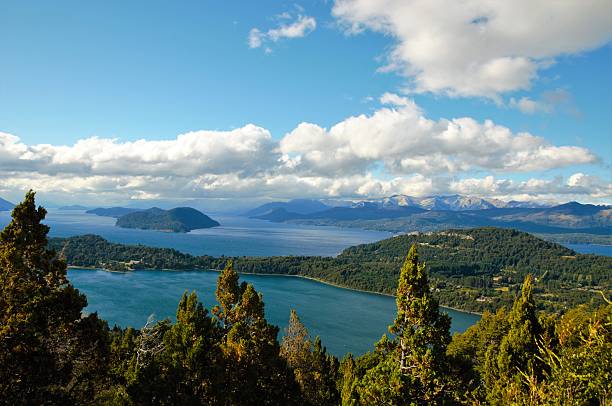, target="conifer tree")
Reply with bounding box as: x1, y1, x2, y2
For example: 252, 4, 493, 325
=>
388, 244, 452, 402
161, 291, 223, 403
280, 310, 340, 405
280, 309, 312, 370
0, 191, 109, 403
213, 260, 241, 329
485, 274, 544, 404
